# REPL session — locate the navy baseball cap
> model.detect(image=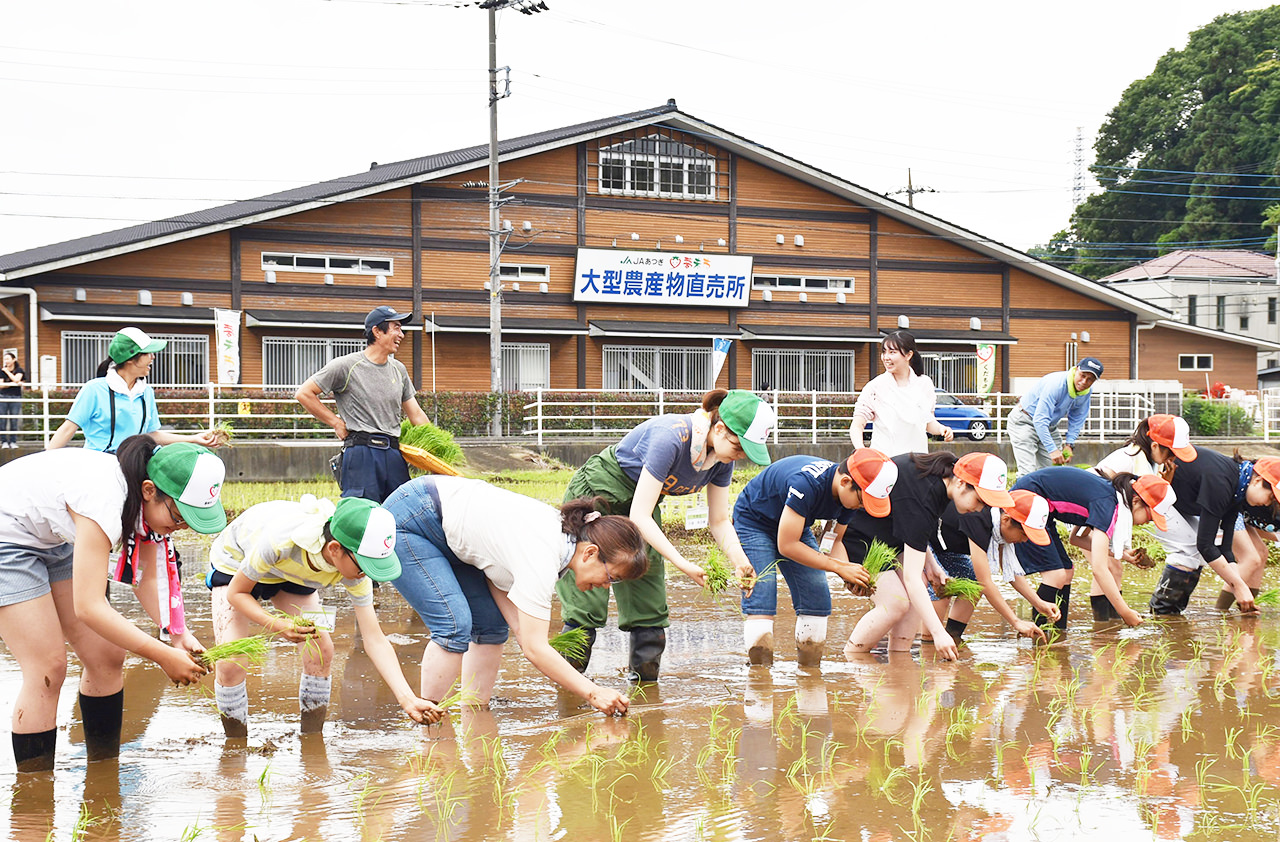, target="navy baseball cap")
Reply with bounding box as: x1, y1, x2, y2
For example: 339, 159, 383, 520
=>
1078, 357, 1104, 378
364, 306, 413, 331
